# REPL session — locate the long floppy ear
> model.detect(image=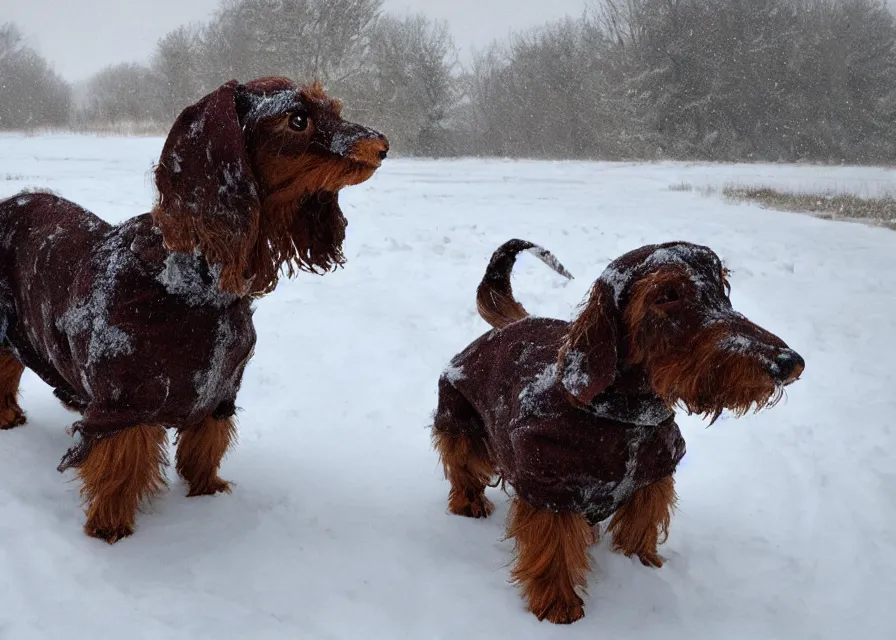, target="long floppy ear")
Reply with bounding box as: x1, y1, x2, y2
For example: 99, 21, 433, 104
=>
557, 280, 620, 406
153, 80, 260, 296
246, 190, 348, 296
289, 192, 347, 274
